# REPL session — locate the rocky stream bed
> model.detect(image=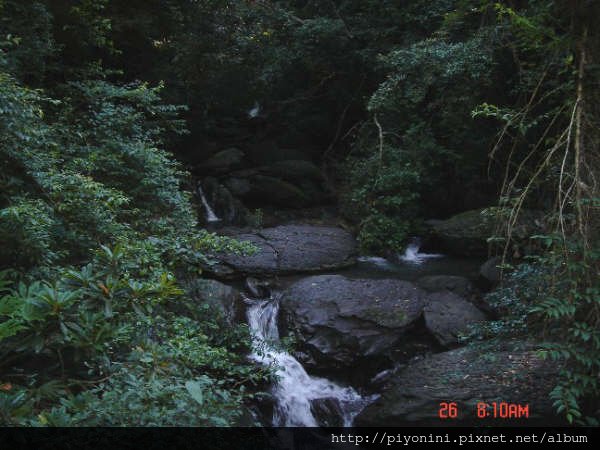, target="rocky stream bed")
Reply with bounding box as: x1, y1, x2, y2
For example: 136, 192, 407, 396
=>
194, 221, 559, 427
